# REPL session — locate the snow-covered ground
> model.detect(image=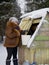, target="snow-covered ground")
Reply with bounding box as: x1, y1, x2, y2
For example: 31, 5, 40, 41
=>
0, 42, 13, 65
